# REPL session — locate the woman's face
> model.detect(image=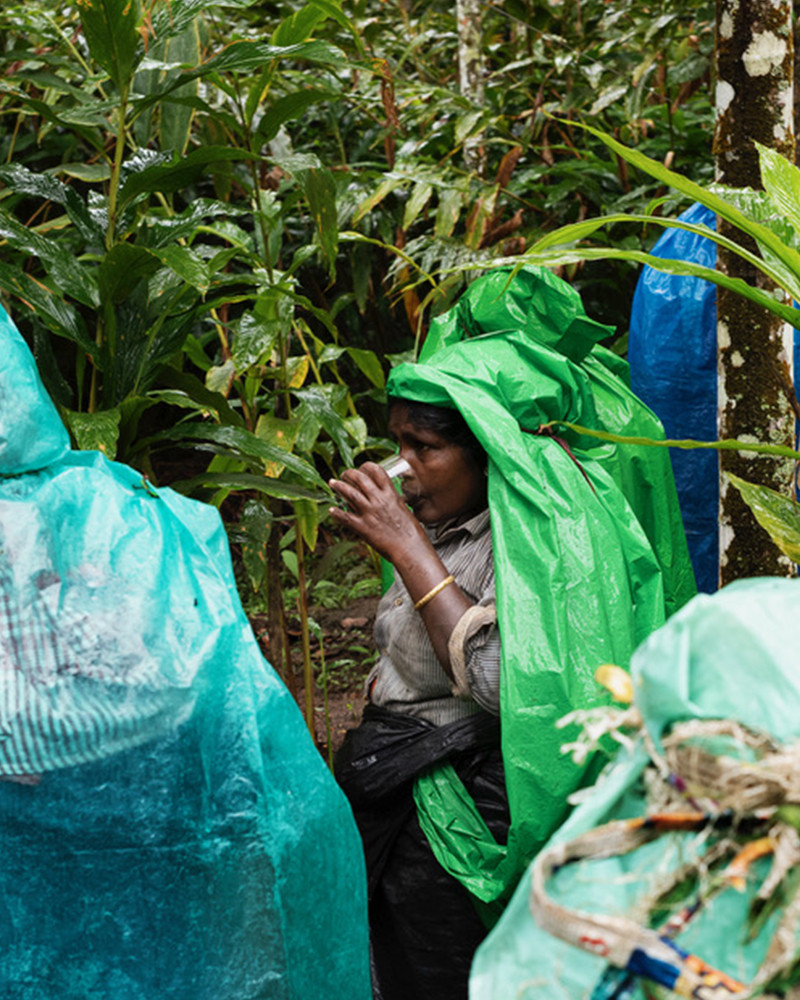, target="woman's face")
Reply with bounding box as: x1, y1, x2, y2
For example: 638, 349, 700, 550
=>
388, 404, 487, 526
